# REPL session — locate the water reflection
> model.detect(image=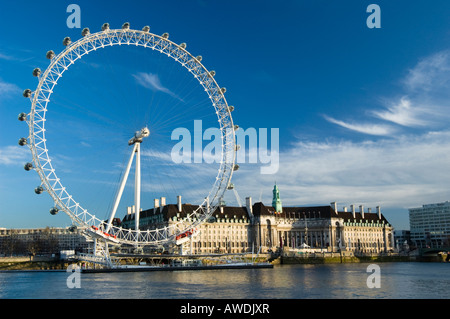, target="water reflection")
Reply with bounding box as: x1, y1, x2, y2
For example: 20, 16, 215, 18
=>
1, 262, 450, 299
